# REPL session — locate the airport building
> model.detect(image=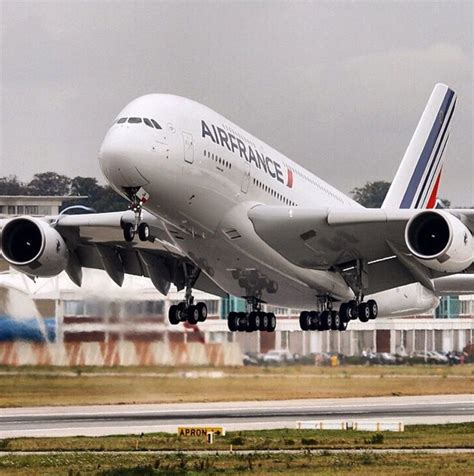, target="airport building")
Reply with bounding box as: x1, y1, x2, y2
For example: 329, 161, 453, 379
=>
0, 195, 83, 218
0, 268, 472, 367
